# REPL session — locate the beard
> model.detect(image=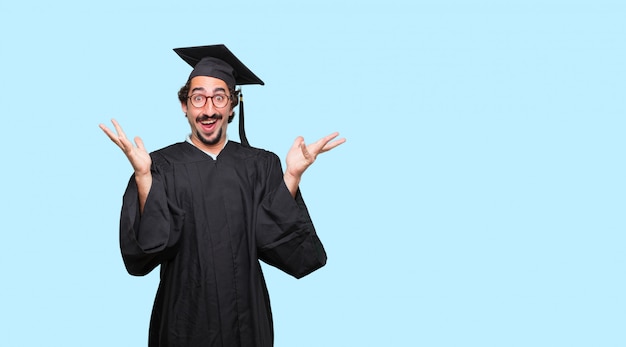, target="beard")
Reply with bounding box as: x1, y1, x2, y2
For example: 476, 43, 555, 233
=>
195, 127, 224, 146
194, 113, 224, 146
